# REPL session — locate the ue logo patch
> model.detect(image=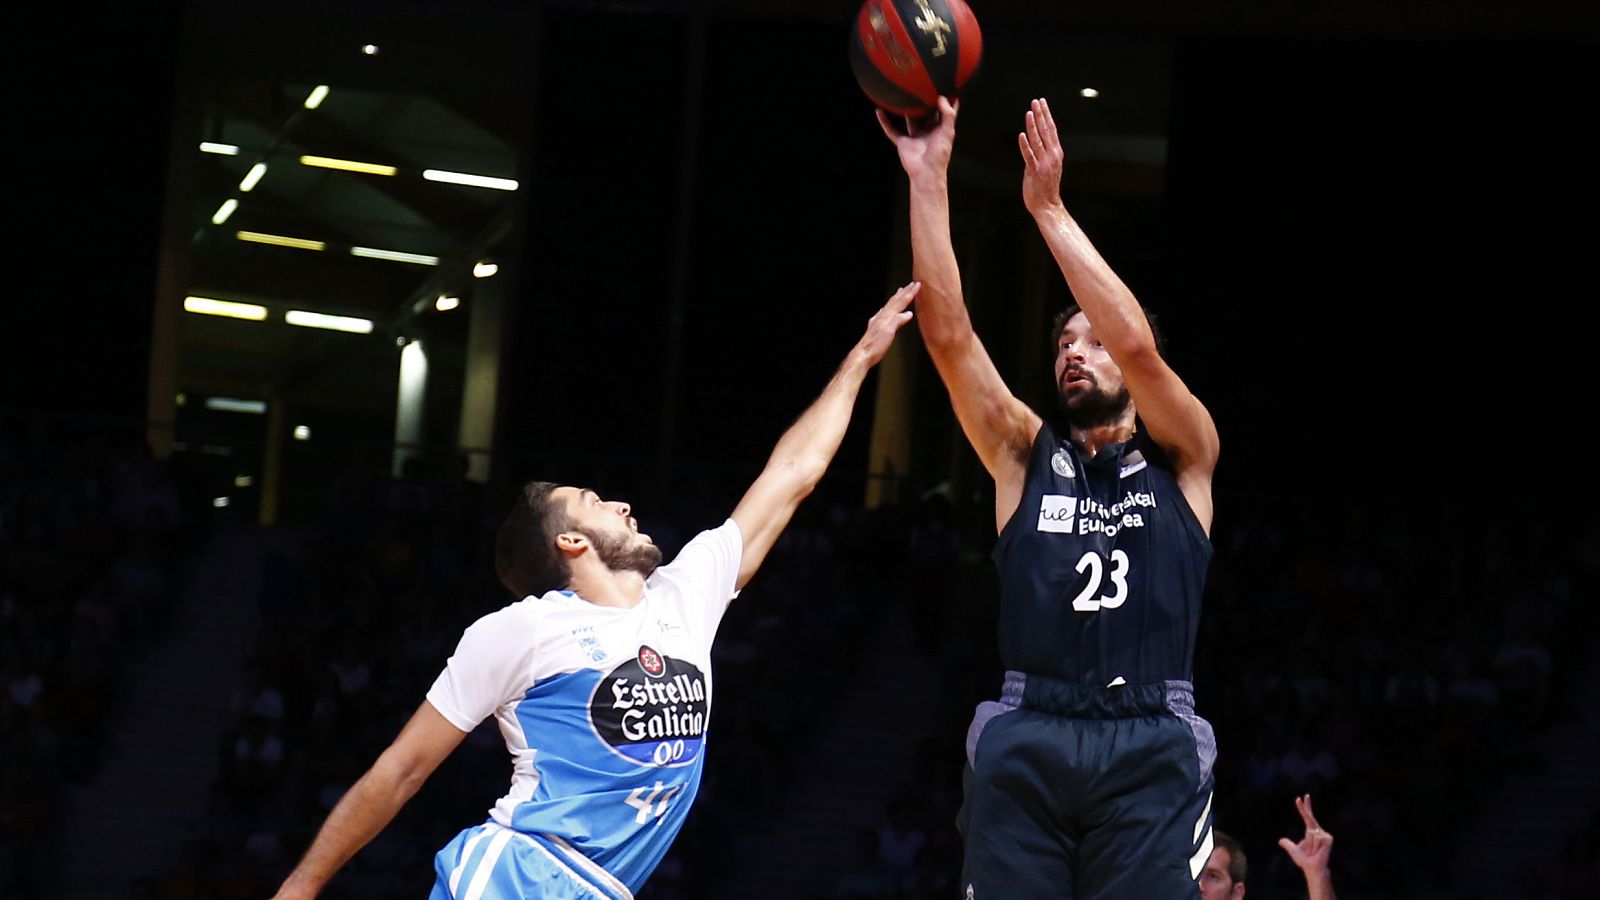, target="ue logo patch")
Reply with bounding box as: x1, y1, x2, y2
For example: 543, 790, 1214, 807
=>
638, 645, 666, 677
1051, 450, 1075, 478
